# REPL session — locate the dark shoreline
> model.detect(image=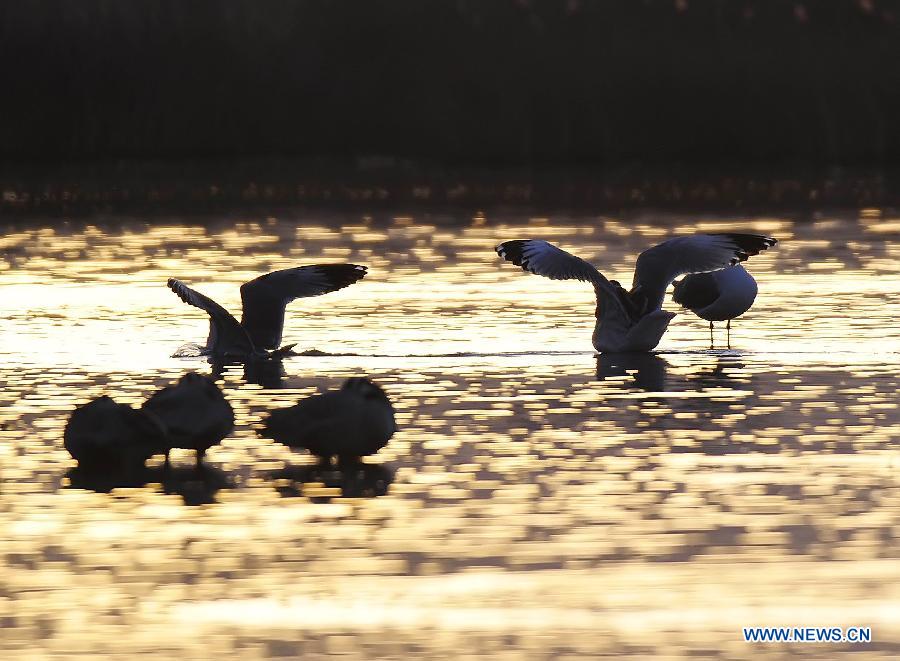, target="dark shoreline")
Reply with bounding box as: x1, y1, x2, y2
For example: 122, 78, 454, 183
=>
0, 160, 896, 219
